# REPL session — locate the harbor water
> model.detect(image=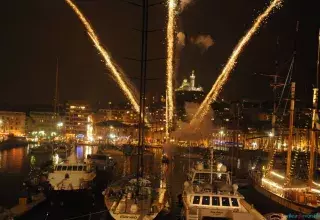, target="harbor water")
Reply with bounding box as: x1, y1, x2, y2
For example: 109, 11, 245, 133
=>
0, 145, 301, 219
